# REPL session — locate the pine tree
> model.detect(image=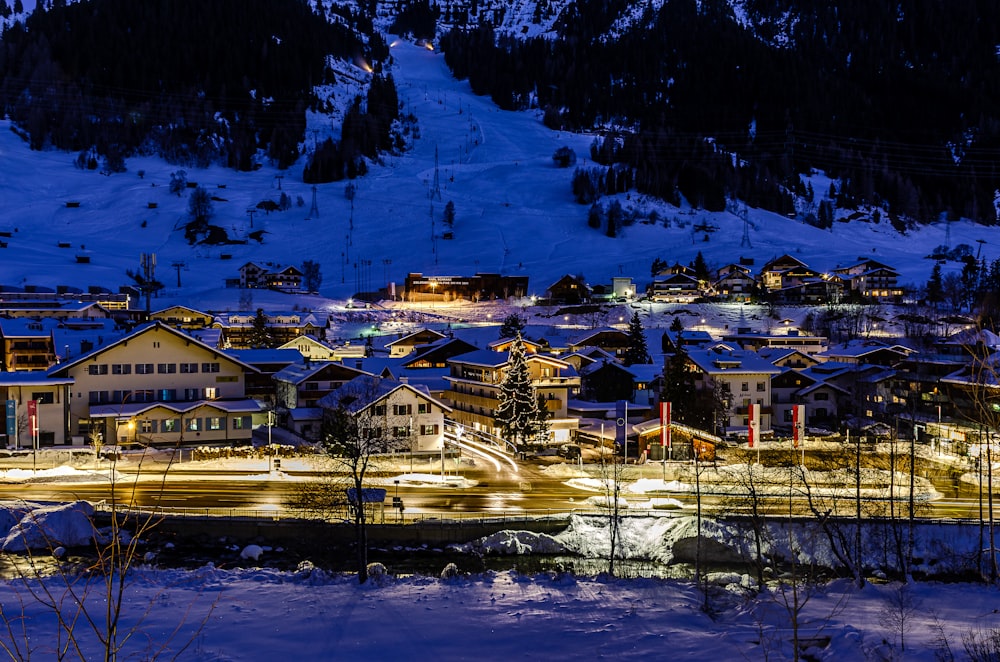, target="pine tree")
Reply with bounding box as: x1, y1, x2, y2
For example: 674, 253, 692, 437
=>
661, 346, 698, 426
926, 263, 944, 308
498, 313, 525, 339
248, 308, 274, 349
624, 311, 650, 366
496, 335, 547, 453
690, 251, 709, 281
